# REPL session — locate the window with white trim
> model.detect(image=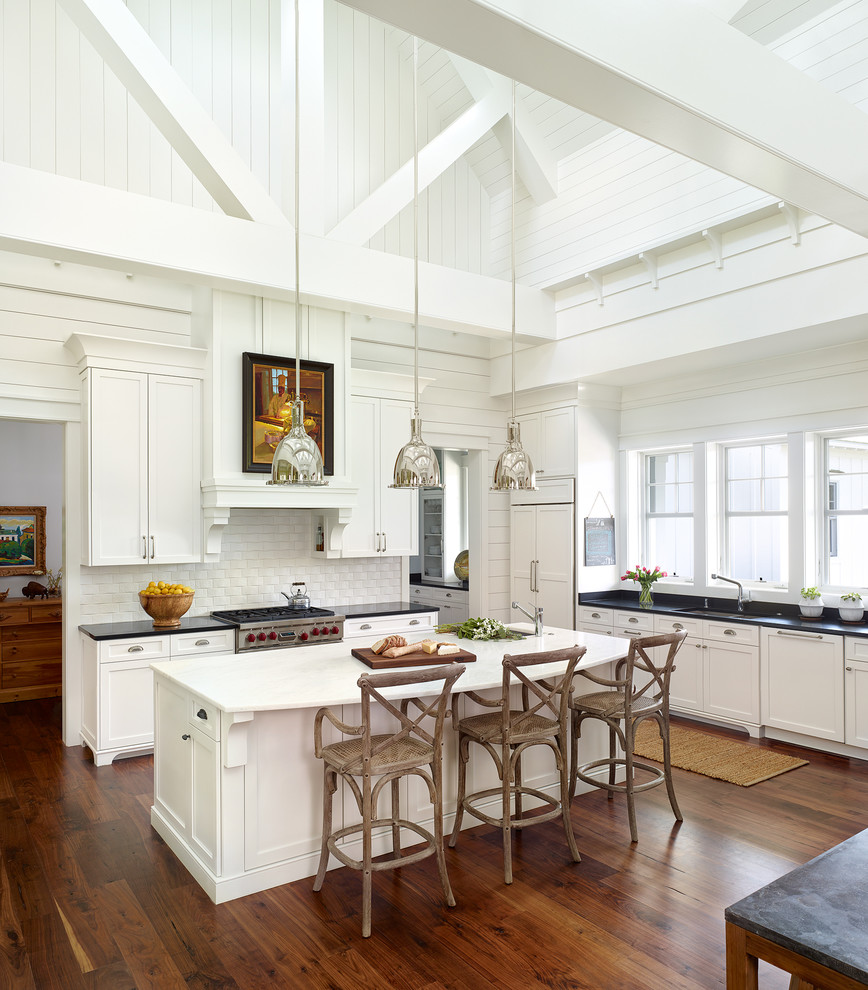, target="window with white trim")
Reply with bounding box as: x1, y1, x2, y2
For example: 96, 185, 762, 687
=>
722, 440, 787, 583
824, 434, 868, 587
644, 450, 693, 580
